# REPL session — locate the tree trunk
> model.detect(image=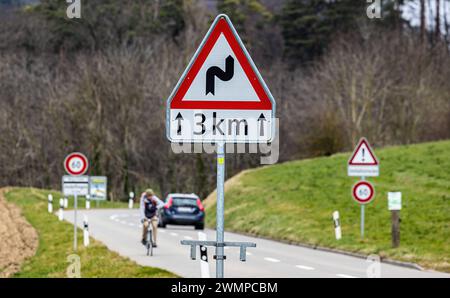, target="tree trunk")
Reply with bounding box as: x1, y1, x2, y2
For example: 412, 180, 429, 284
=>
420, 0, 426, 42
